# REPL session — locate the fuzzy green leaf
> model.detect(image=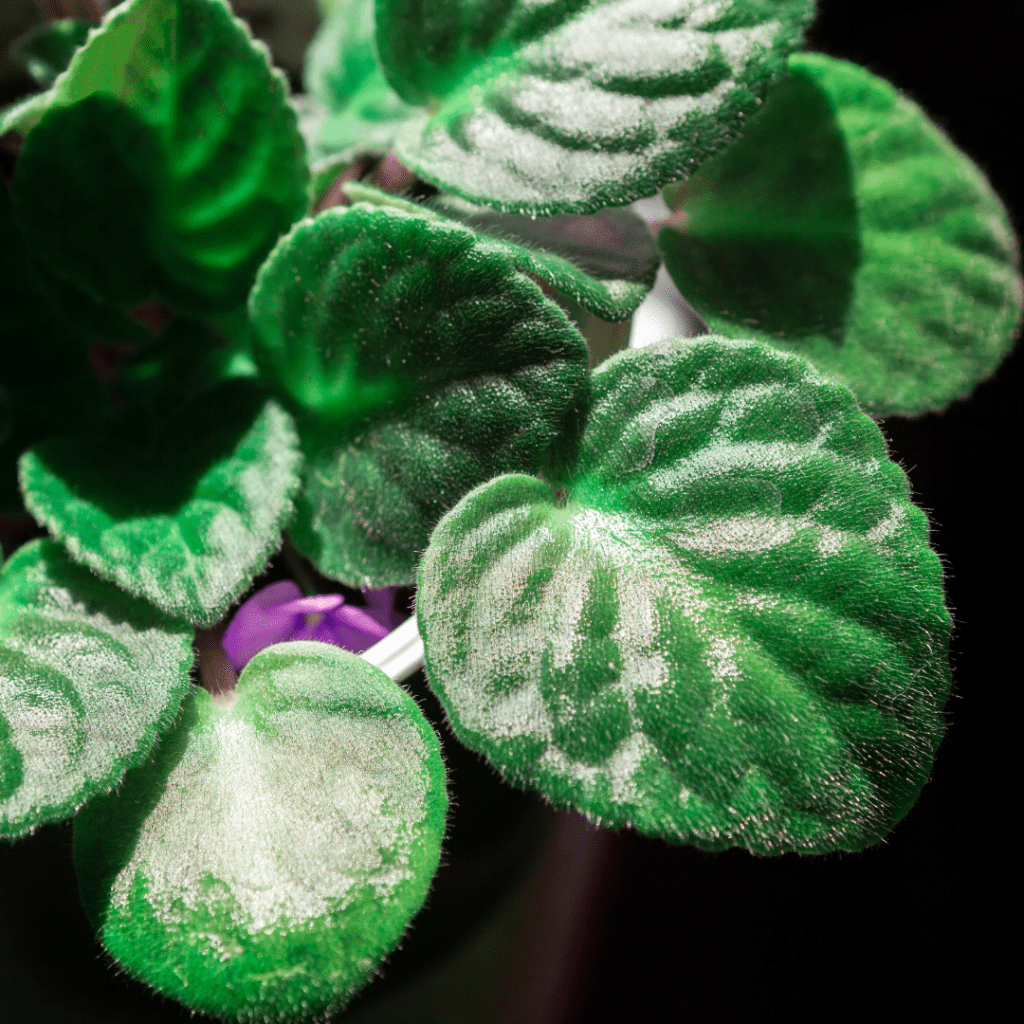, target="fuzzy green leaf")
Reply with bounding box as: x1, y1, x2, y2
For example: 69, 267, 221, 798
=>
249, 203, 589, 588
374, 0, 814, 214
19, 382, 303, 627
417, 336, 951, 854
346, 182, 658, 320
74, 642, 447, 1021
10, 0, 308, 314
305, 0, 418, 167
0, 540, 193, 840
660, 53, 1023, 416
